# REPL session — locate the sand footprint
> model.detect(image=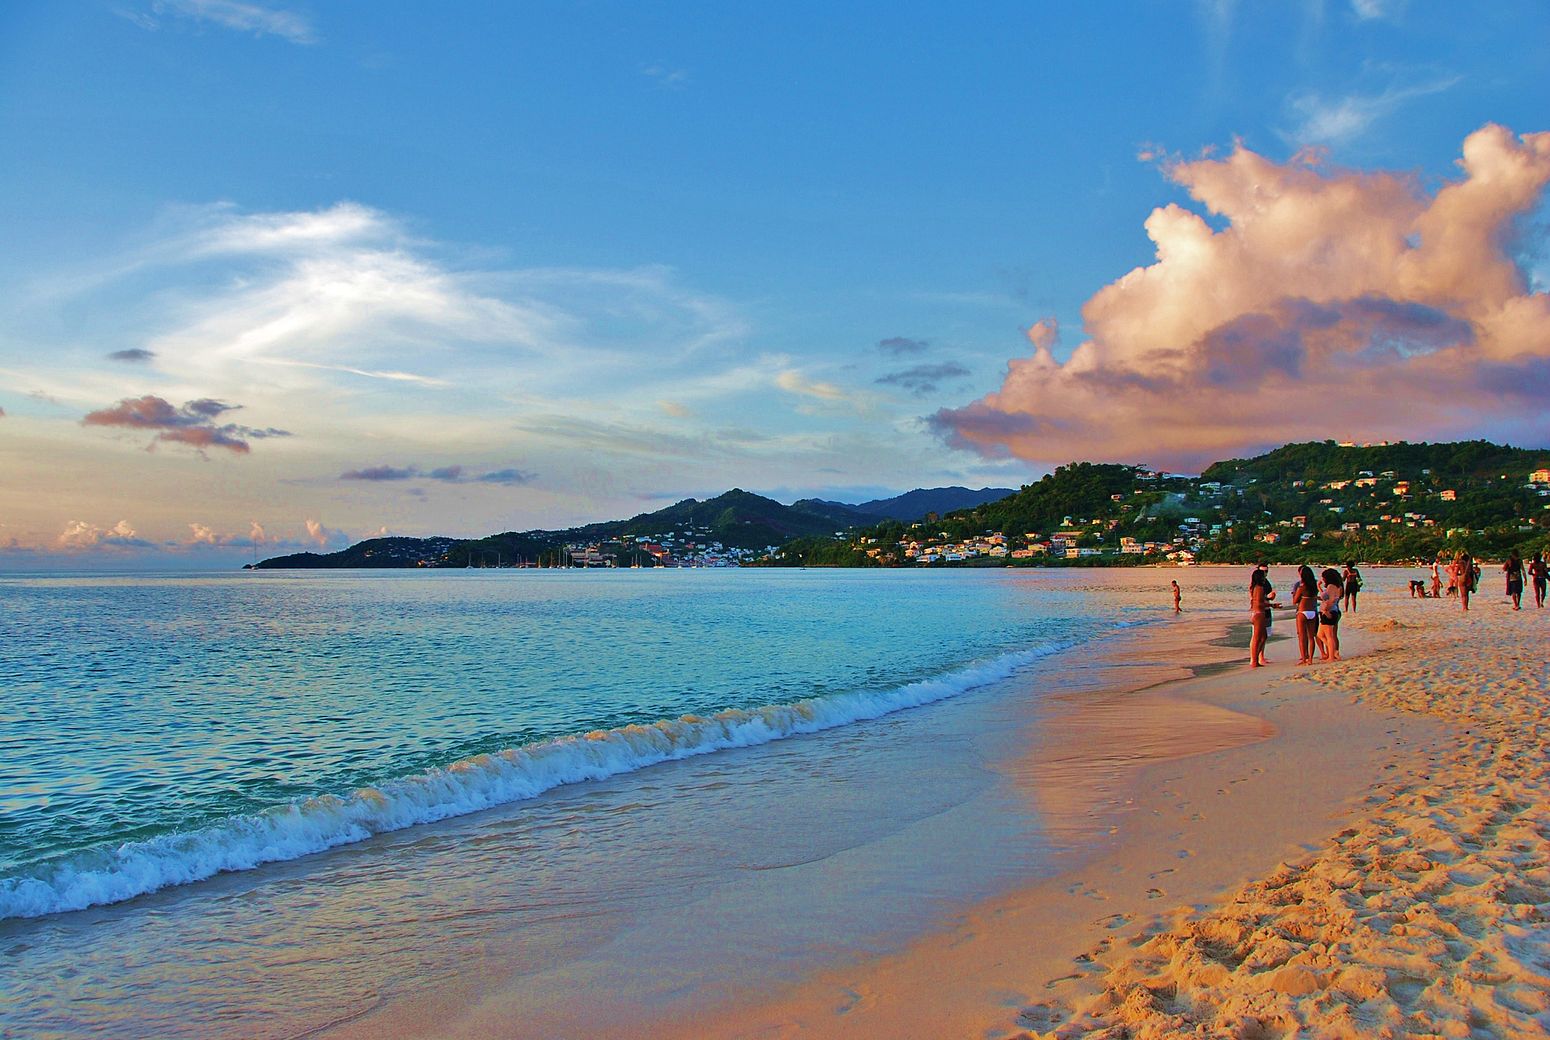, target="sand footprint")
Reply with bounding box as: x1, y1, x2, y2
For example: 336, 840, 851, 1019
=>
1020, 1001, 1068, 1030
